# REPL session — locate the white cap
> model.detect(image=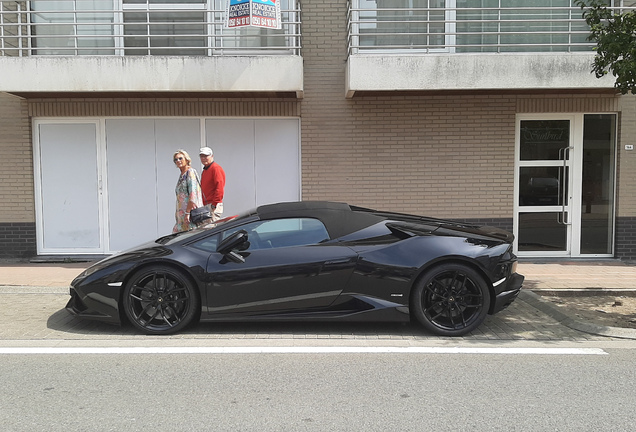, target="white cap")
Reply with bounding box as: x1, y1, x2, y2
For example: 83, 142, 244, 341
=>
199, 147, 213, 156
